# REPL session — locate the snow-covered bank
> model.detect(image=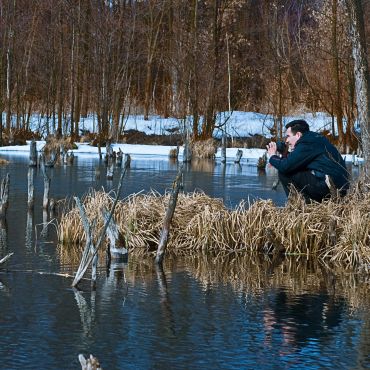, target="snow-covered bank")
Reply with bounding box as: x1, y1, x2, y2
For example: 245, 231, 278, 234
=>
24, 110, 348, 138
0, 141, 266, 161
0, 141, 362, 163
